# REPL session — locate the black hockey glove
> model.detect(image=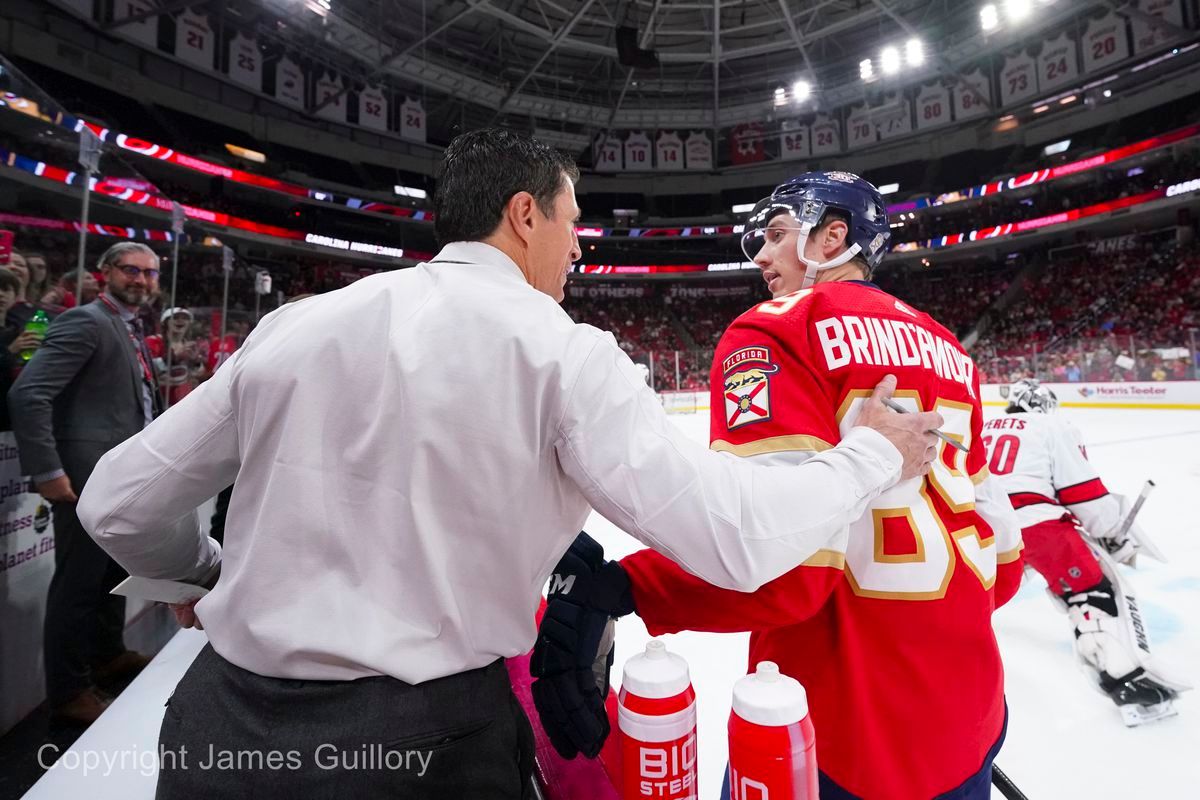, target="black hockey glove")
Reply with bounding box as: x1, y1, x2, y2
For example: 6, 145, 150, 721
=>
530, 531, 635, 759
